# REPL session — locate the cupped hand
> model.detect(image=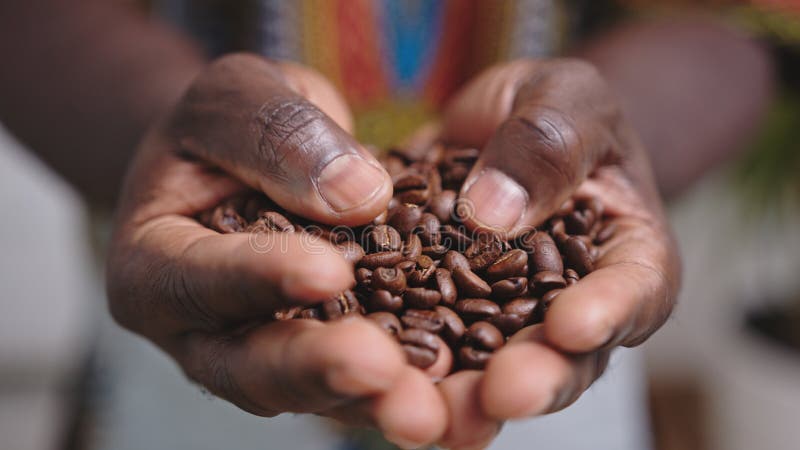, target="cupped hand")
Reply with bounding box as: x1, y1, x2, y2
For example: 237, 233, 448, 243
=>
430, 59, 681, 449
106, 53, 448, 448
